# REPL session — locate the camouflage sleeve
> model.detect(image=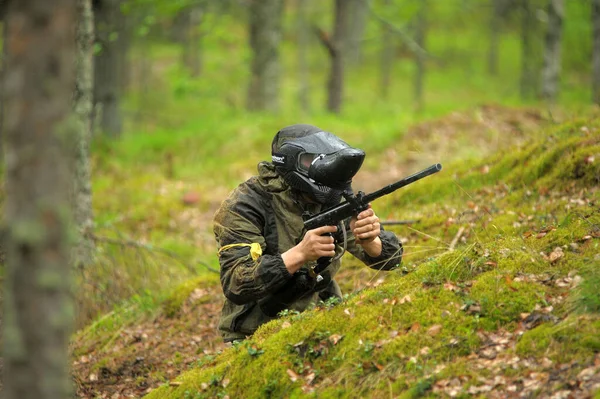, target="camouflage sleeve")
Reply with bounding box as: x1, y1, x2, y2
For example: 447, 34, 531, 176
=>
213, 190, 293, 305
345, 222, 403, 271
